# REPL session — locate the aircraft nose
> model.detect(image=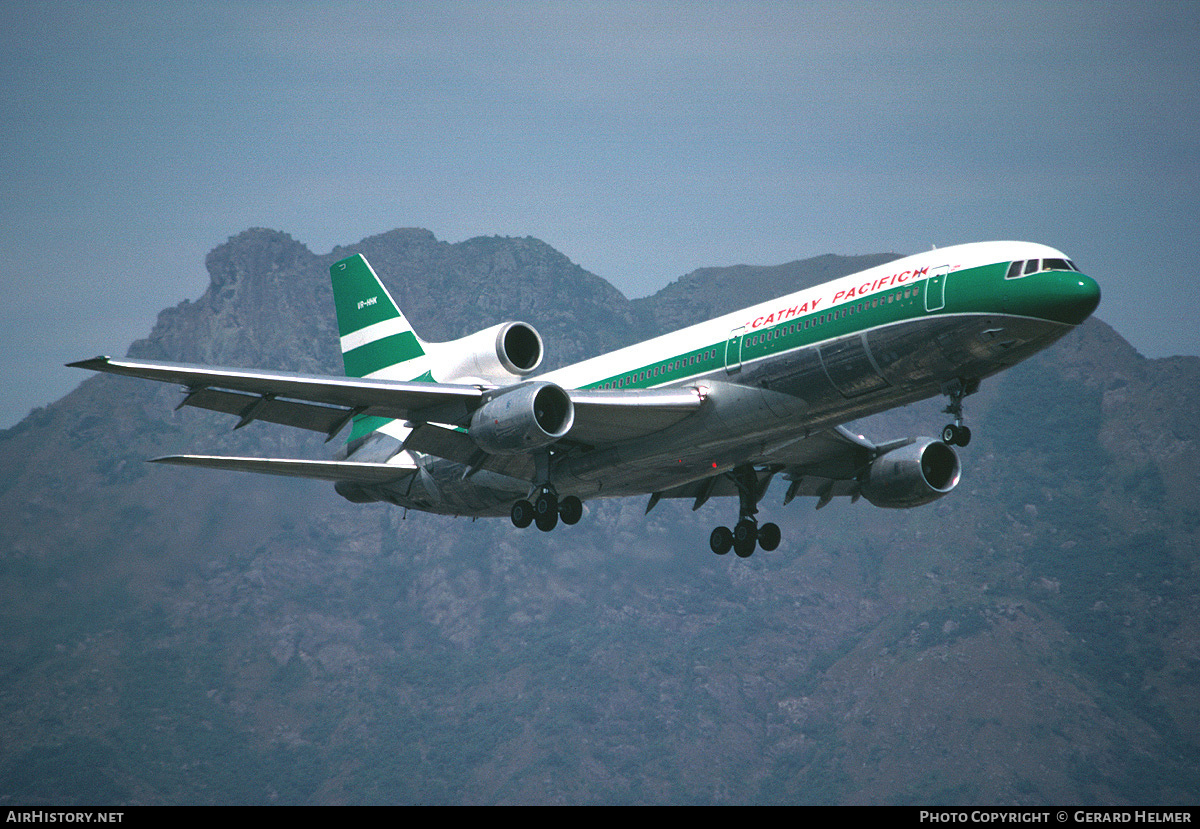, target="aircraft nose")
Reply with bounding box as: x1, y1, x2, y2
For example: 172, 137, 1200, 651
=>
1024, 271, 1100, 325
1057, 272, 1101, 325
